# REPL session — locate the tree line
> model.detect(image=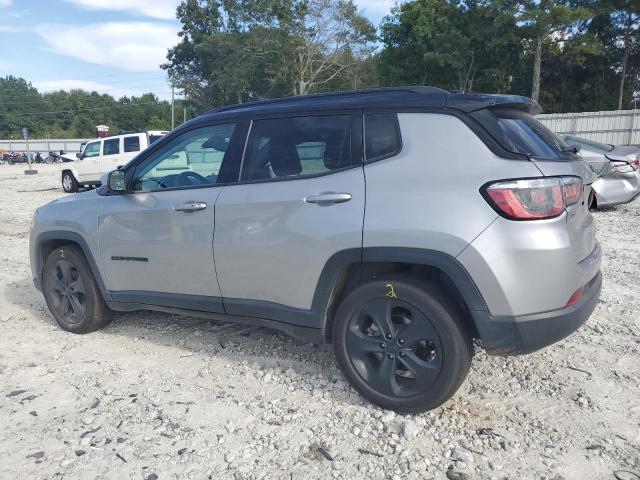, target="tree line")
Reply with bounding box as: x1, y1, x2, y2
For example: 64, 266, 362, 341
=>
165, 0, 639, 114
1, 0, 638, 139
0, 76, 175, 139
